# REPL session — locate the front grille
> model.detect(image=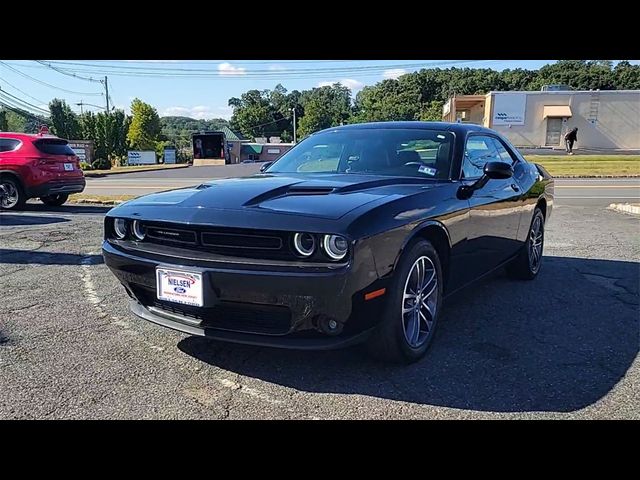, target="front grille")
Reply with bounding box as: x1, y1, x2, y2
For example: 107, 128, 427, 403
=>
132, 287, 291, 335
142, 222, 294, 260
146, 226, 197, 245
201, 232, 282, 250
